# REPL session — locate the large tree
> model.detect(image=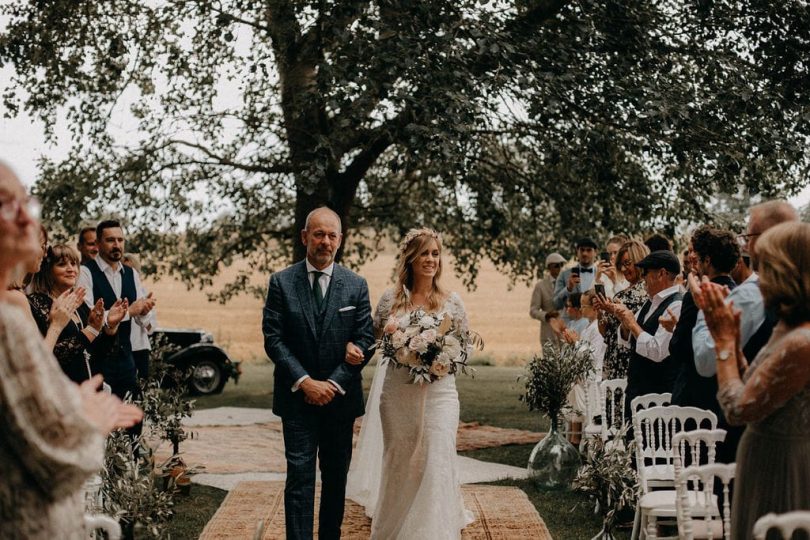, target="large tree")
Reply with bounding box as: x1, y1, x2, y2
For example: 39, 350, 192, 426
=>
1, 0, 808, 297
